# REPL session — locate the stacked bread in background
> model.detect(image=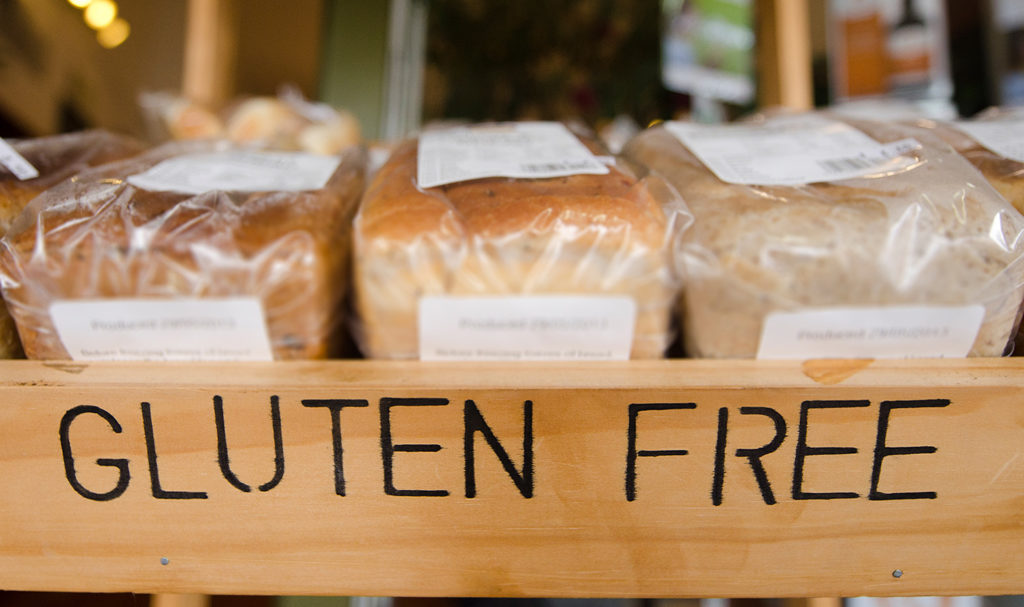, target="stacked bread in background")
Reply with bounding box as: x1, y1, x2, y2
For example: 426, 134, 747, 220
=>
140, 88, 362, 156
4, 106, 1024, 362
